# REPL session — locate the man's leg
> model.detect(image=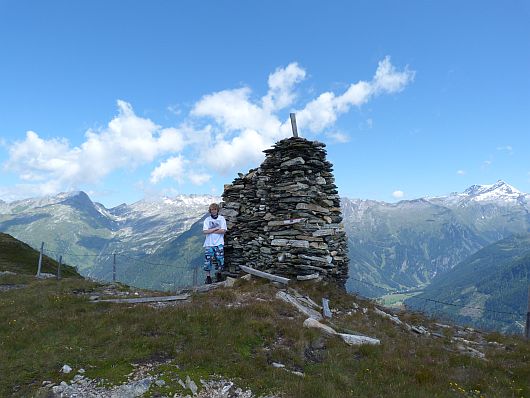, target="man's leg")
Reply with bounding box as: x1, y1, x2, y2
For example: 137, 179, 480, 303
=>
203, 247, 214, 284
213, 244, 225, 282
